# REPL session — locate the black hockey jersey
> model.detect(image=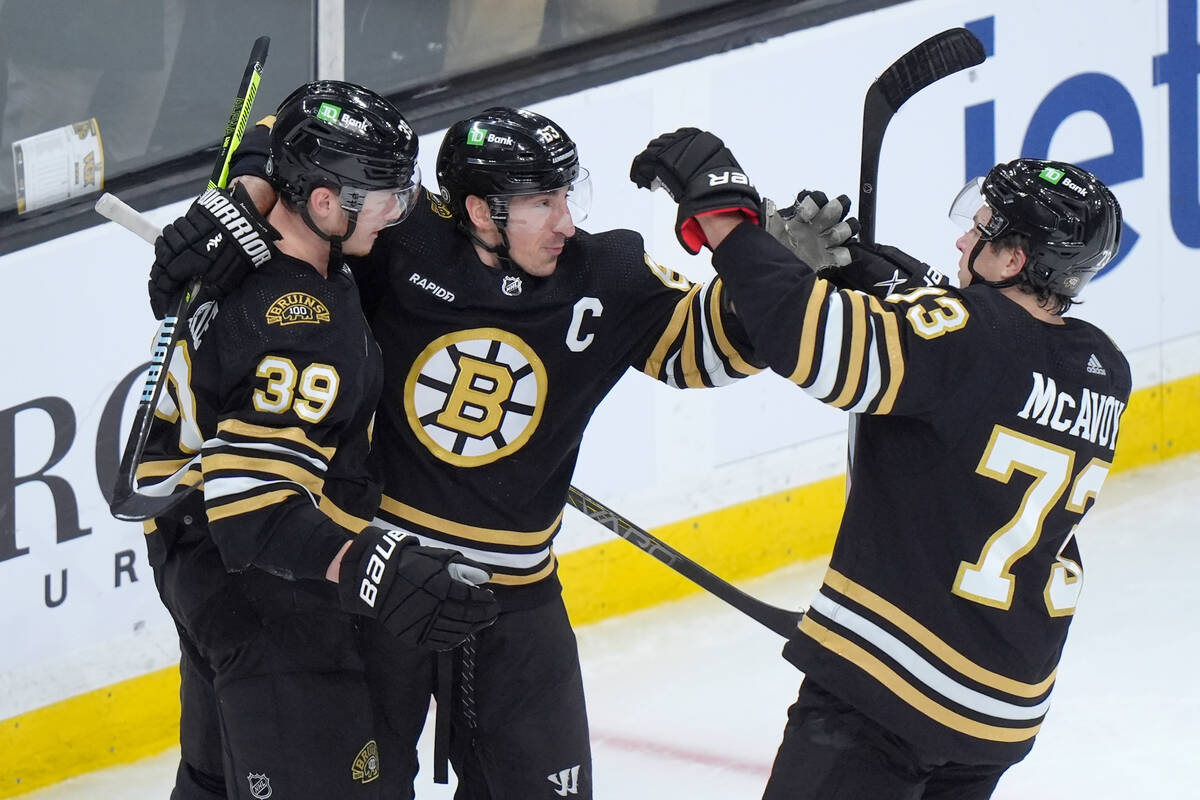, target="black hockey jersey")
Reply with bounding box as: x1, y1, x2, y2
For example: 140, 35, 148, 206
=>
712, 223, 1131, 765
135, 254, 384, 581
349, 190, 763, 609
